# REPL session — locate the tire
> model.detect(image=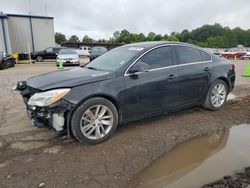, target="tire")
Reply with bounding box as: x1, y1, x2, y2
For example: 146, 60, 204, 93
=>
204, 79, 228, 111
36, 56, 43, 62
71, 97, 119, 144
